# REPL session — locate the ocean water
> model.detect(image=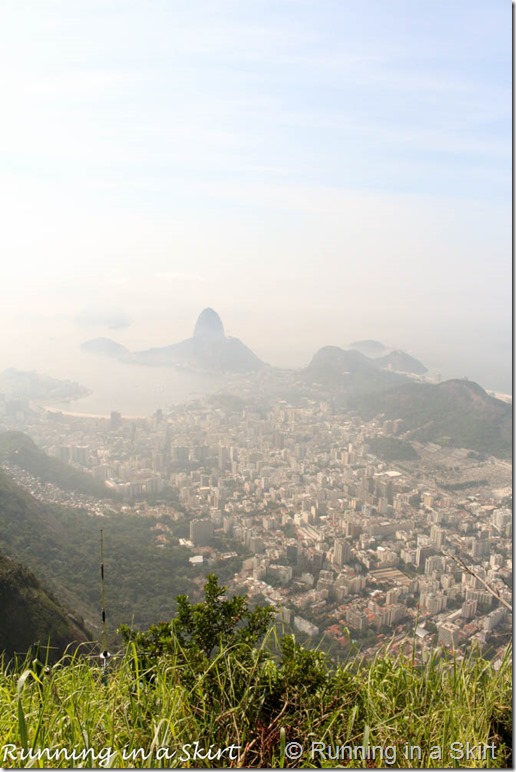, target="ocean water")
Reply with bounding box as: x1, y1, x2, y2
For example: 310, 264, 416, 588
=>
0, 321, 225, 416
50, 361, 225, 417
